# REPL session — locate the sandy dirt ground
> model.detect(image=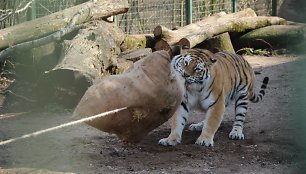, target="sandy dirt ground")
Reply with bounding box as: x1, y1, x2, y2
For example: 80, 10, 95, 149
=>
0, 55, 305, 174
